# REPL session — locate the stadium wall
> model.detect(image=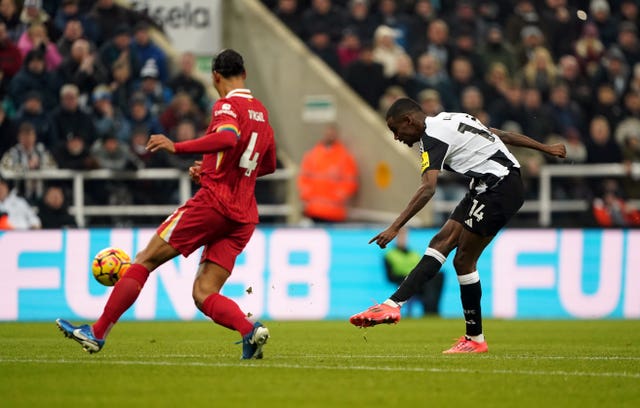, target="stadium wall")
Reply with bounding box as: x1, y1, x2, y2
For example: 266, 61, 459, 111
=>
2, 228, 638, 322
